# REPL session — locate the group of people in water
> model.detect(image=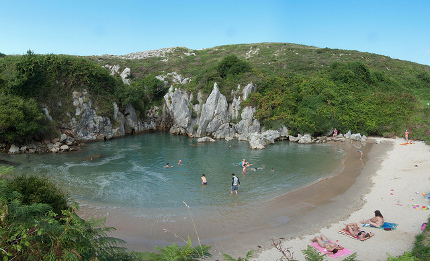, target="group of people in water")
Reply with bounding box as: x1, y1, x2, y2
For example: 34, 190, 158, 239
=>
312, 210, 384, 255
164, 158, 262, 194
